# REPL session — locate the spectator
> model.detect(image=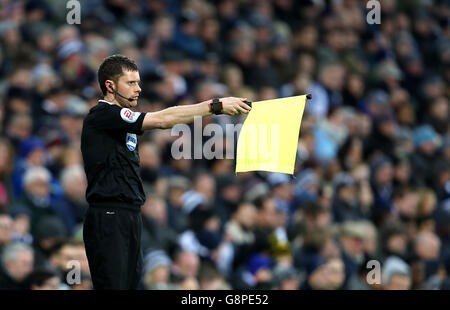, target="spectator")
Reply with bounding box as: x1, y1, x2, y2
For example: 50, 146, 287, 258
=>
15, 167, 57, 235
0, 242, 34, 290
411, 125, 441, 187
53, 165, 88, 236
293, 226, 333, 273
178, 207, 224, 261
3, 114, 33, 154
170, 248, 200, 283
391, 186, 419, 238
234, 252, 274, 290
224, 202, 256, 246
382, 256, 412, 290
32, 216, 66, 268
11, 137, 47, 198
165, 176, 190, 233
10, 207, 33, 245
379, 221, 409, 262
413, 231, 441, 281
370, 156, 395, 219
0, 213, 13, 255
290, 202, 331, 243
214, 174, 242, 225
48, 239, 91, 289
337, 221, 368, 286
172, 10, 205, 59
331, 173, 370, 223
142, 249, 174, 290
324, 256, 346, 290
347, 257, 381, 290
141, 195, 178, 253
176, 275, 200, 290
24, 267, 61, 290
198, 263, 230, 290
364, 112, 398, 160
0, 138, 15, 212
270, 264, 300, 290
300, 254, 328, 290
267, 173, 293, 221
